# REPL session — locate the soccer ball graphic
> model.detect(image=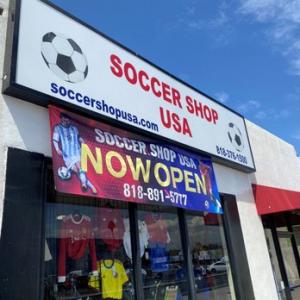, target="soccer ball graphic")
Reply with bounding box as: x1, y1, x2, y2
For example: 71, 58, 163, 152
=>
57, 166, 71, 180
227, 122, 244, 152
41, 32, 88, 83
